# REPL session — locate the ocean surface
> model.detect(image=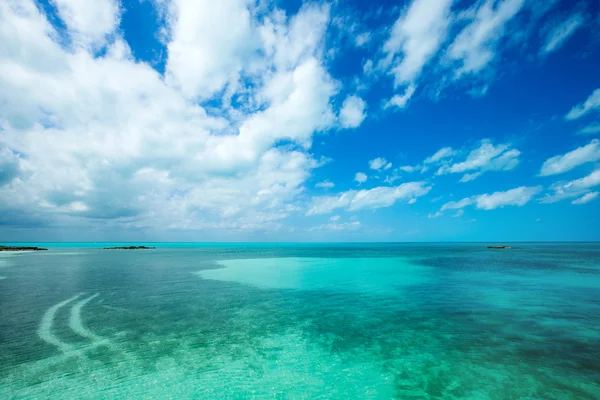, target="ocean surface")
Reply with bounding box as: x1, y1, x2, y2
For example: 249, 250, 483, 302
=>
0, 243, 599, 399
